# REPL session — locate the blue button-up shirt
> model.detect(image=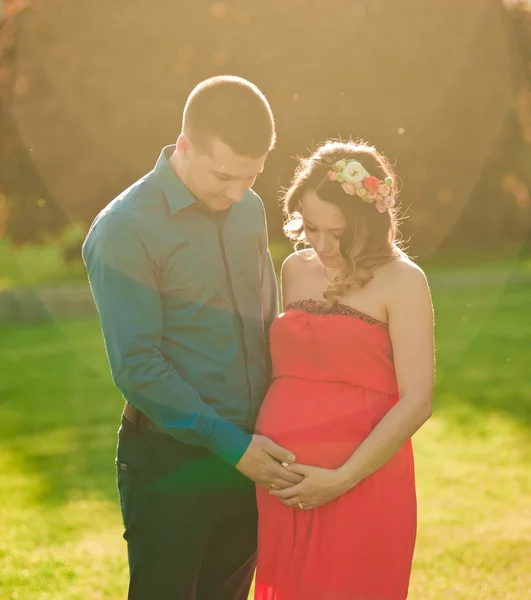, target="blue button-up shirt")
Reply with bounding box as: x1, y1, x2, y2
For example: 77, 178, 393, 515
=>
82, 146, 278, 465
